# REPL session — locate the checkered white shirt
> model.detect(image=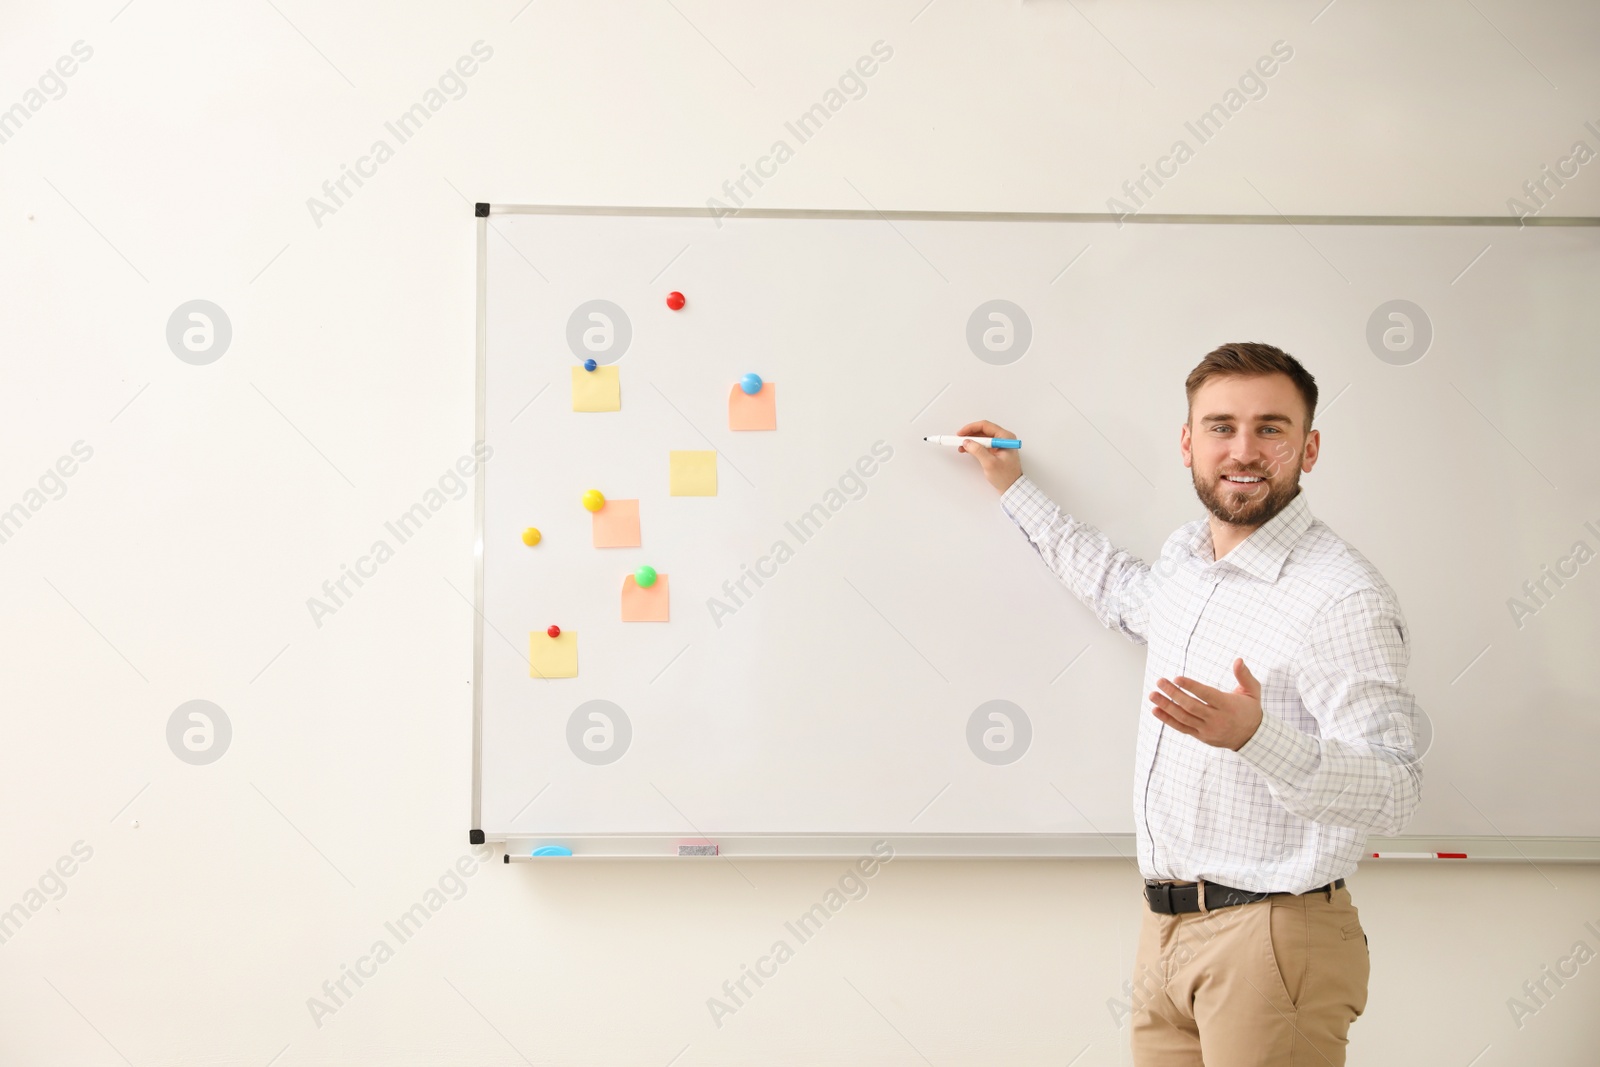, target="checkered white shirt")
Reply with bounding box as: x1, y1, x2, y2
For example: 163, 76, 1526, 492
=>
1001, 475, 1424, 893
